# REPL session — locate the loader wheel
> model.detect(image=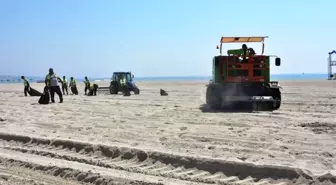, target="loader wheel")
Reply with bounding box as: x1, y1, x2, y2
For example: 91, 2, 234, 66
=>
133, 87, 140, 95
271, 88, 281, 110
206, 84, 222, 109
